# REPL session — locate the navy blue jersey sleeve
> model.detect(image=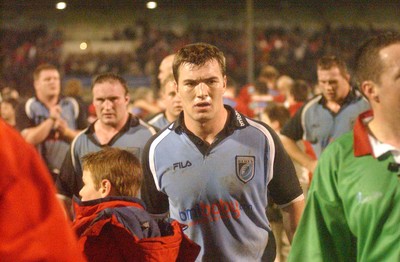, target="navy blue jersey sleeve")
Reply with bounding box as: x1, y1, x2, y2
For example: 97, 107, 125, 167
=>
15, 100, 32, 131
140, 138, 169, 215
56, 146, 80, 198
280, 105, 304, 141
267, 127, 303, 206
76, 103, 88, 130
